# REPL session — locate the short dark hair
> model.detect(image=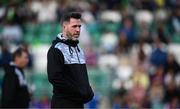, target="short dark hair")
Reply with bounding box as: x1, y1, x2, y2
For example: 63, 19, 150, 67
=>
12, 47, 26, 61
61, 12, 81, 25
